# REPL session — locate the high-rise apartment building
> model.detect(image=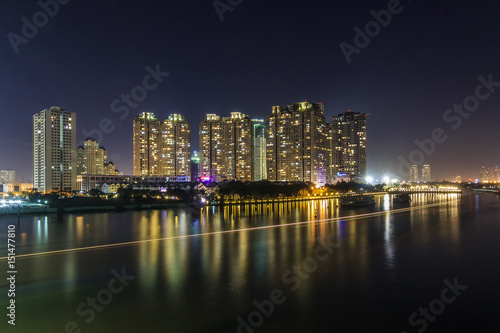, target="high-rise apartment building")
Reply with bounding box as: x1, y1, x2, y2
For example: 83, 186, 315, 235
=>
200, 114, 223, 182
253, 119, 267, 181
421, 164, 431, 182
33, 107, 76, 192
266, 106, 295, 182
160, 114, 191, 181
410, 165, 419, 183
199, 113, 254, 182
133, 112, 161, 176
77, 137, 119, 175
266, 102, 327, 185
0, 170, 16, 184
328, 111, 367, 182
133, 112, 191, 180
222, 112, 254, 181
